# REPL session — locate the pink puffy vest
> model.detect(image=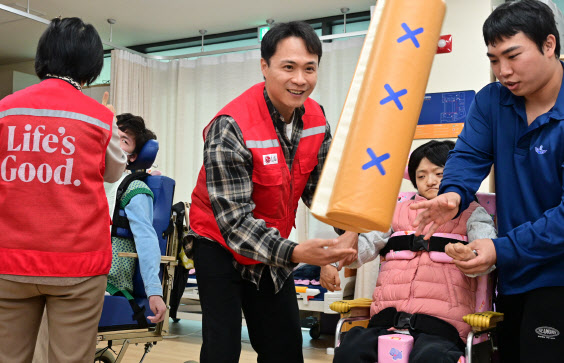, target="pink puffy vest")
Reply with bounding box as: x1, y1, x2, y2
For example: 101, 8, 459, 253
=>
371, 194, 480, 342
